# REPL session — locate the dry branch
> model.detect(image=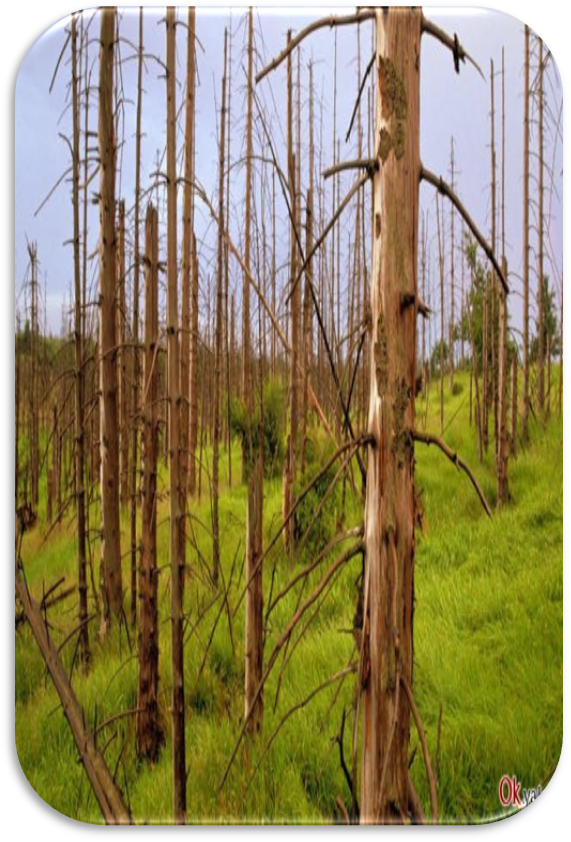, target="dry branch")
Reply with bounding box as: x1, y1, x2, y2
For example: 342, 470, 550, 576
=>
256, 10, 375, 83
15, 562, 131, 824
420, 166, 509, 295
412, 430, 492, 517
400, 675, 438, 824
421, 15, 484, 79
219, 541, 363, 791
